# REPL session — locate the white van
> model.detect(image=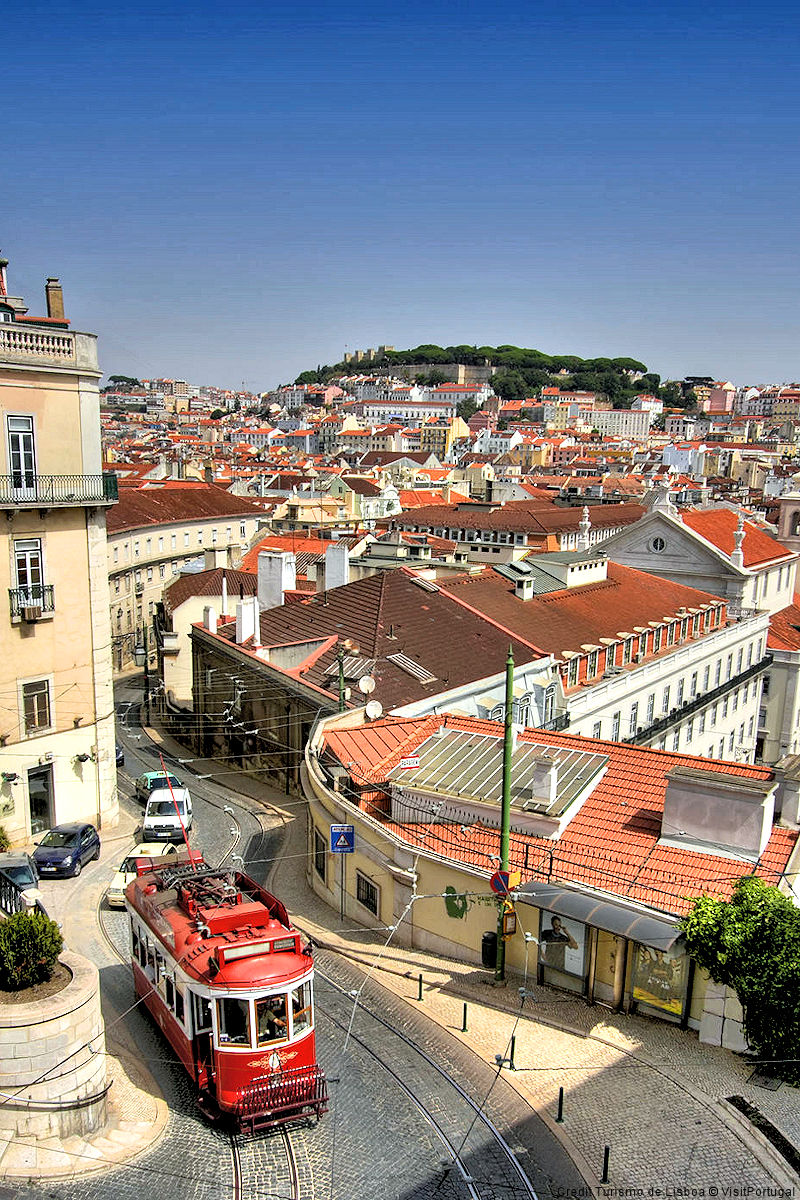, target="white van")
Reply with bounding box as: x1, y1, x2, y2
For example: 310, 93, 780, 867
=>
142, 787, 193, 842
